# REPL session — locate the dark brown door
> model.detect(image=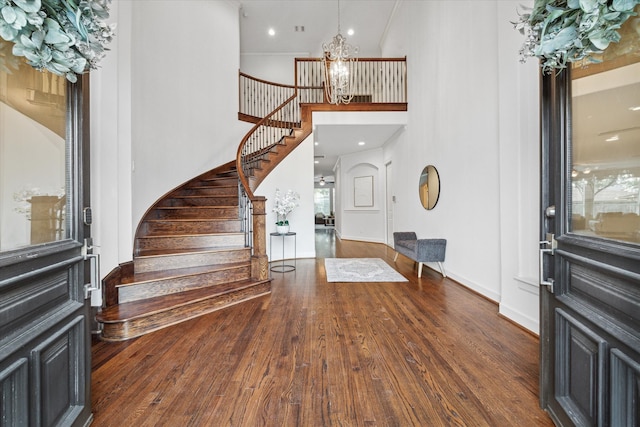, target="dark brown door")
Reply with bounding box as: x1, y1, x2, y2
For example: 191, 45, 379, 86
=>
539, 28, 640, 427
0, 58, 92, 426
